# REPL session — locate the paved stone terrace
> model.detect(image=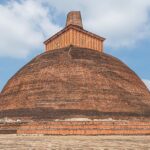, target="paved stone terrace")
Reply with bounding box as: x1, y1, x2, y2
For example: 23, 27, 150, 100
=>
0, 135, 150, 150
